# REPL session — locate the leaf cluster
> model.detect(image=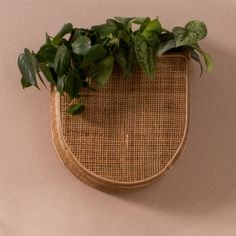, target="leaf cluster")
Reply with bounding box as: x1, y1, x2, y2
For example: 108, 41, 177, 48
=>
18, 17, 213, 115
